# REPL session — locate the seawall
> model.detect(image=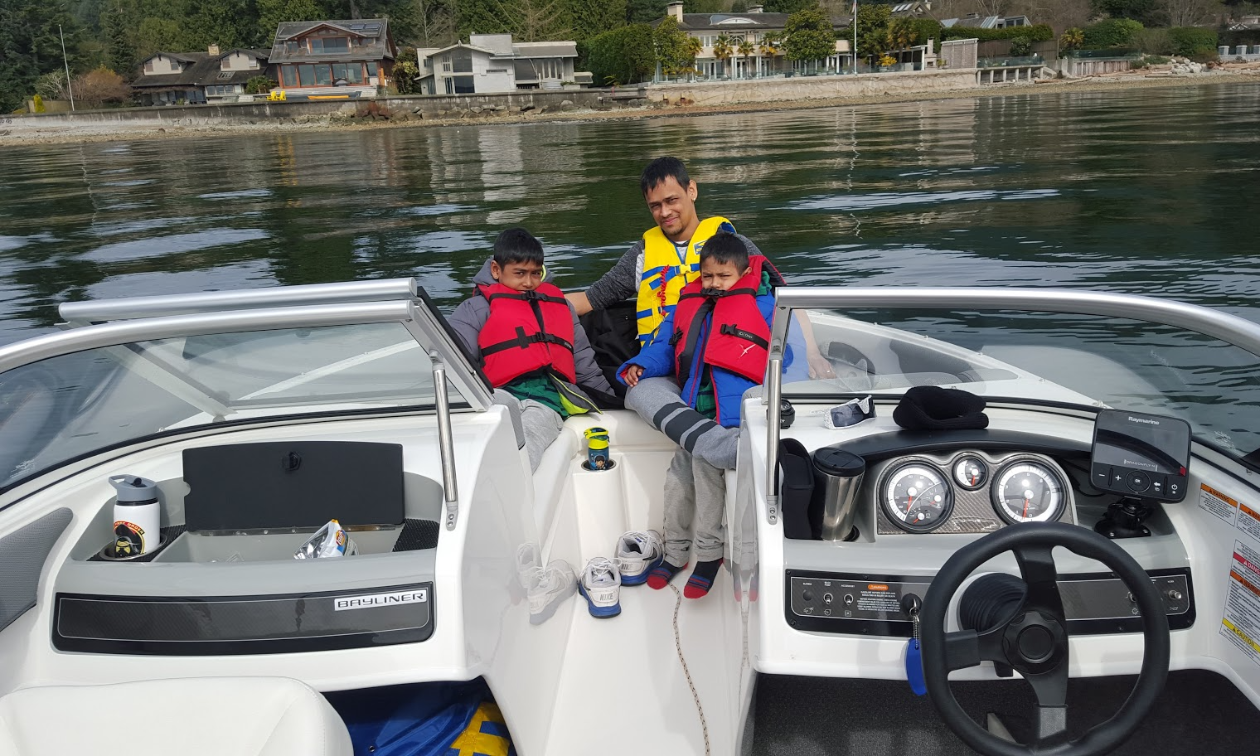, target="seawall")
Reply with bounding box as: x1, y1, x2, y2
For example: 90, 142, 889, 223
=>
650, 69, 981, 106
